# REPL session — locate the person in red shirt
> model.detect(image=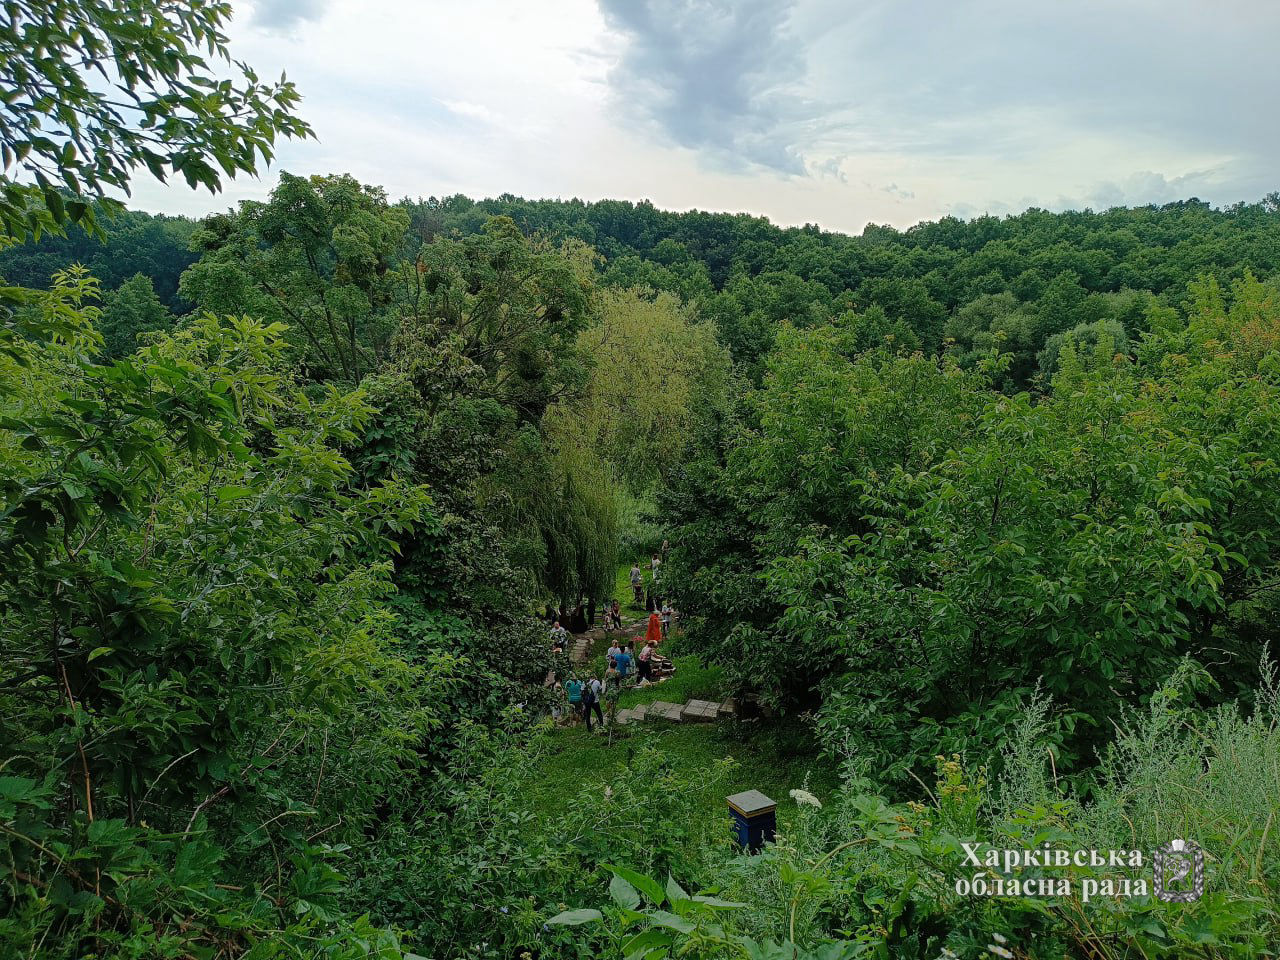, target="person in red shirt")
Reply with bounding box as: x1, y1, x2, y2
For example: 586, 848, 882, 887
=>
645, 609, 662, 647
